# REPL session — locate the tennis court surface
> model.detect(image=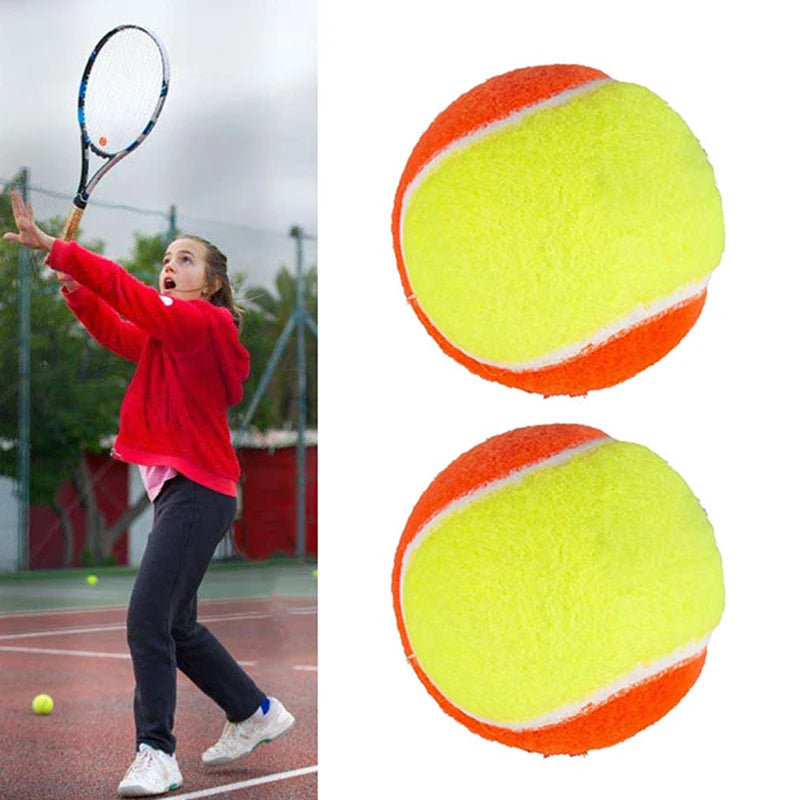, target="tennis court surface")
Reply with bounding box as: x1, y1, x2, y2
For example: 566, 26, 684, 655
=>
0, 561, 317, 799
